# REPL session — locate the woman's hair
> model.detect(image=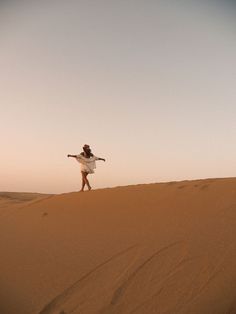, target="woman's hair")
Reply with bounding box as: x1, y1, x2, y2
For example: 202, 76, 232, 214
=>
82, 147, 94, 157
